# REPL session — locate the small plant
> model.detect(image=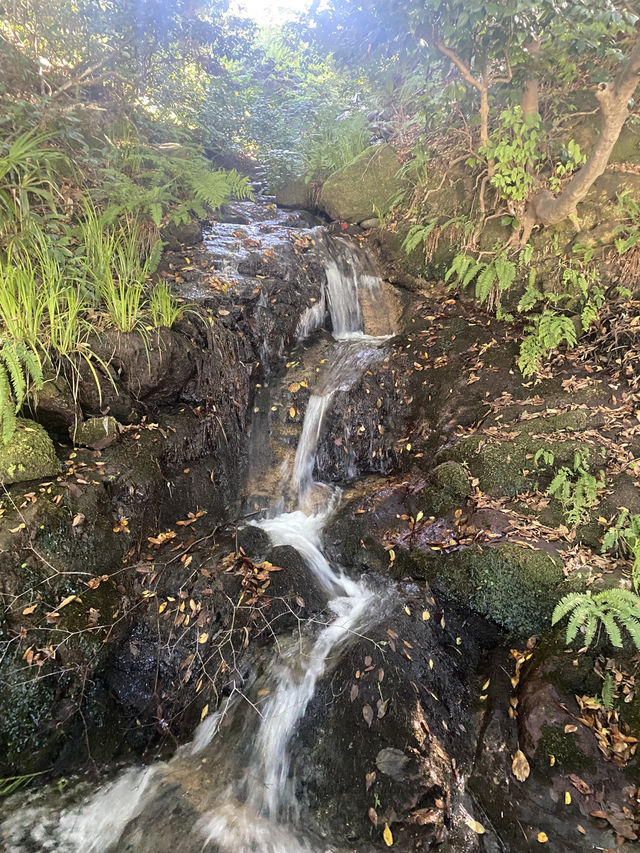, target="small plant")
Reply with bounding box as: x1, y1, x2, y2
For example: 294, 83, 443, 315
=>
547, 449, 604, 527
0, 340, 43, 443
534, 448, 555, 468
517, 265, 603, 377
552, 588, 640, 650
149, 283, 186, 328
518, 309, 577, 377
445, 250, 516, 309
603, 510, 640, 592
